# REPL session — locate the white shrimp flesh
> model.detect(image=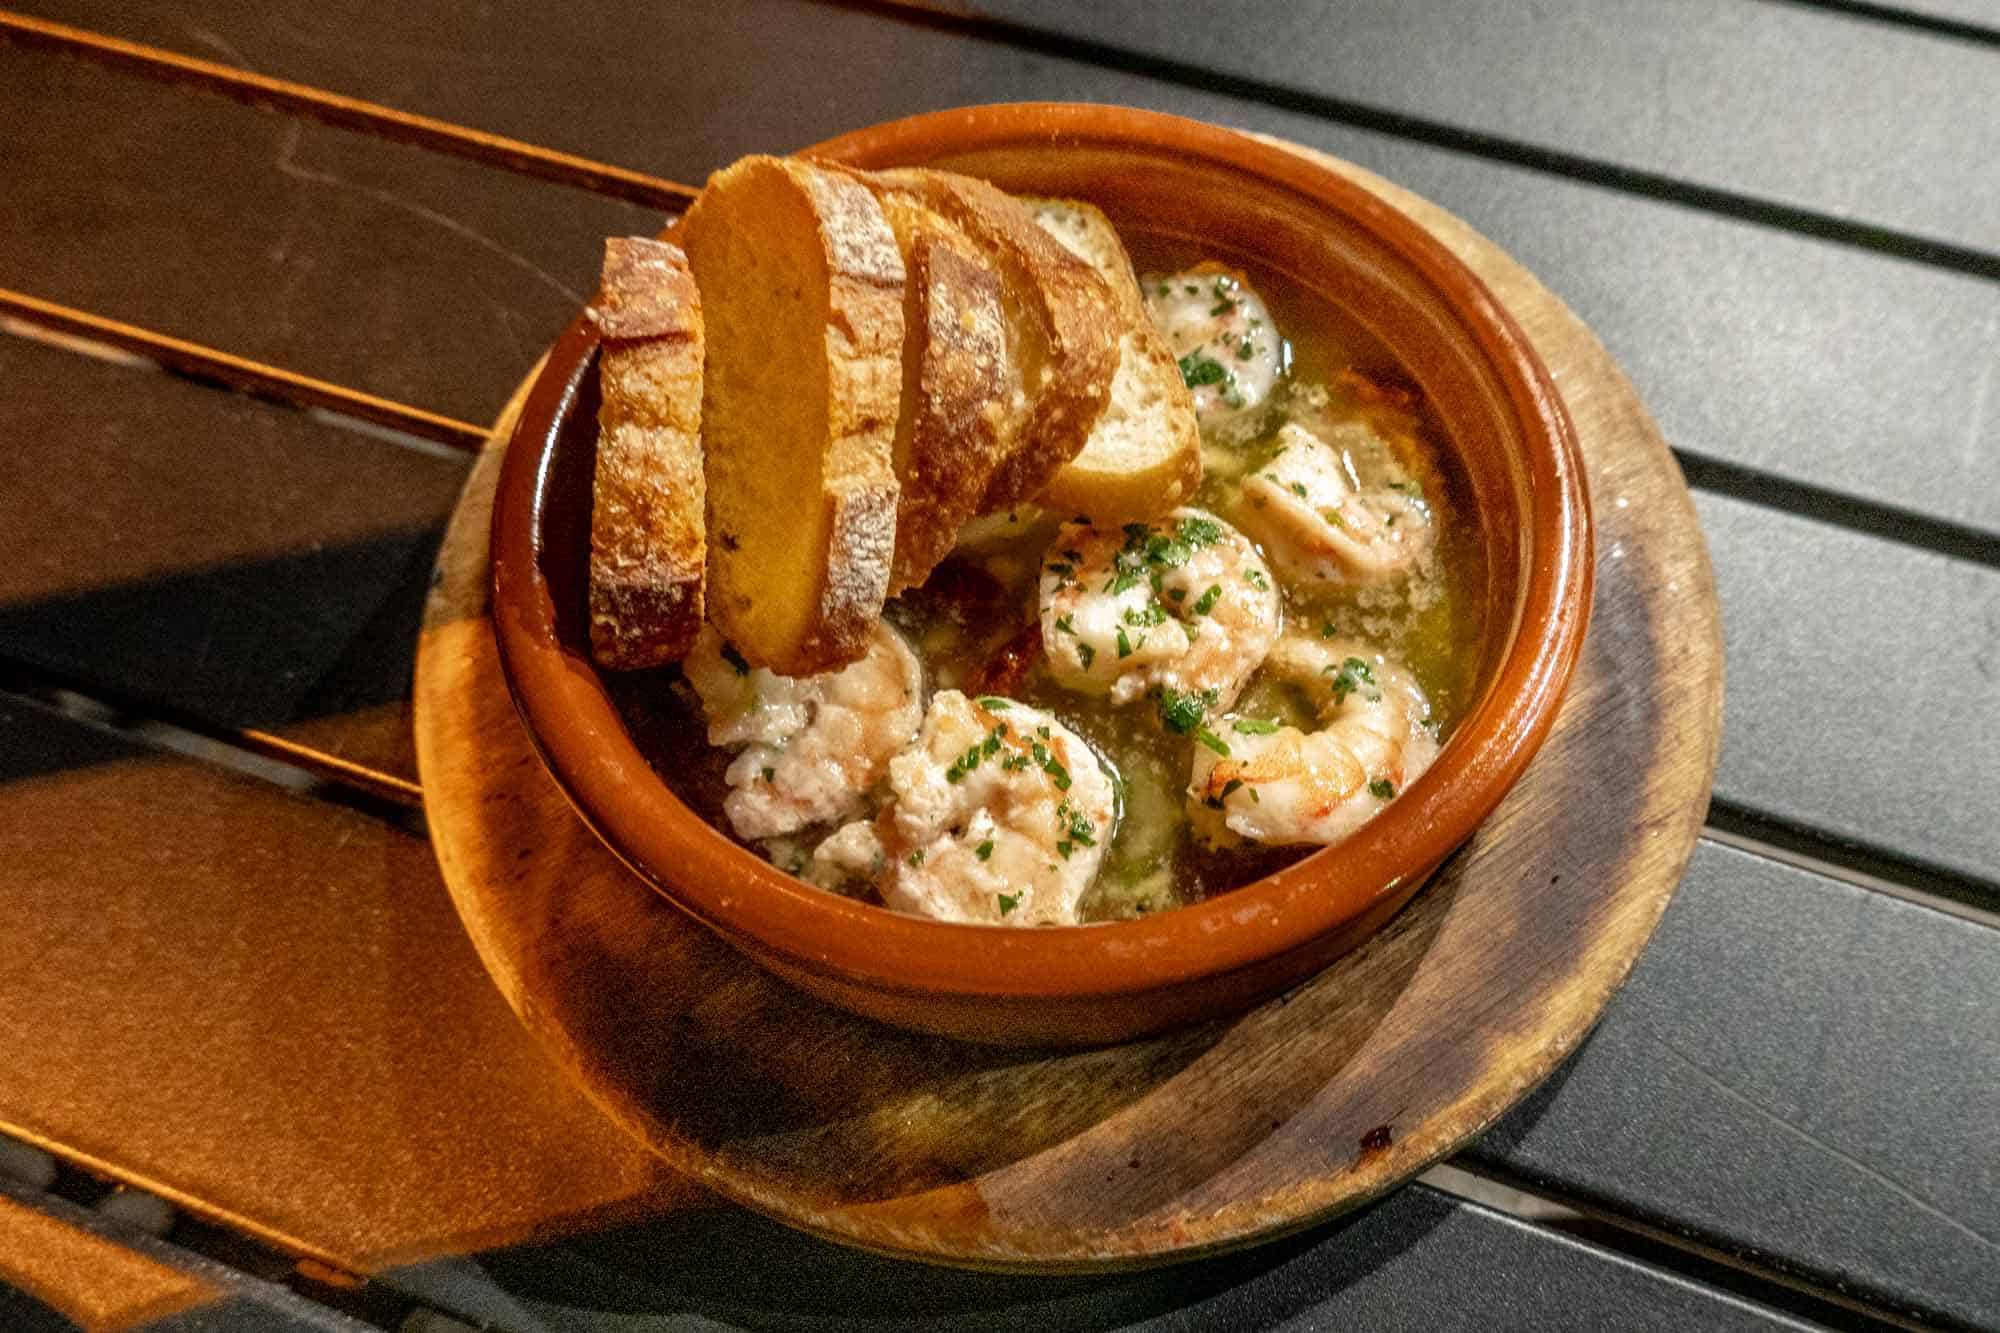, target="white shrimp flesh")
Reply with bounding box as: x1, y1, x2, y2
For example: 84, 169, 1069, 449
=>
1039, 508, 1282, 717
813, 691, 1119, 927
1236, 422, 1433, 585
682, 620, 923, 840
1188, 634, 1438, 847
1144, 266, 1285, 437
